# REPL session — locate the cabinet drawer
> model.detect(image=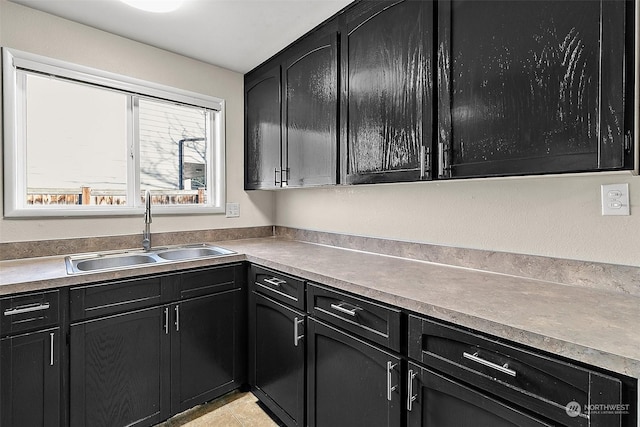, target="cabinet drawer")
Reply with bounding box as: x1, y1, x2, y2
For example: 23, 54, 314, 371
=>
408, 315, 623, 427
70, 276, 168, 321
251, 265, 305, 310
178, 264, 241, 299
307, 283, 400, 352
1, 290, 59, 336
